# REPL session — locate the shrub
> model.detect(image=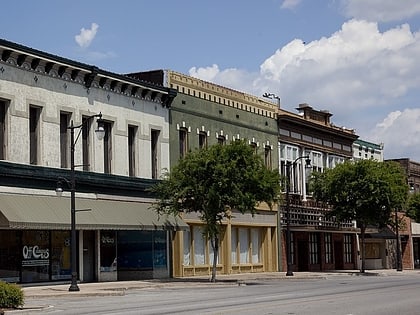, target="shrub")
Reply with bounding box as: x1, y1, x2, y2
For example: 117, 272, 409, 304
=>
0, 281, 24, 309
